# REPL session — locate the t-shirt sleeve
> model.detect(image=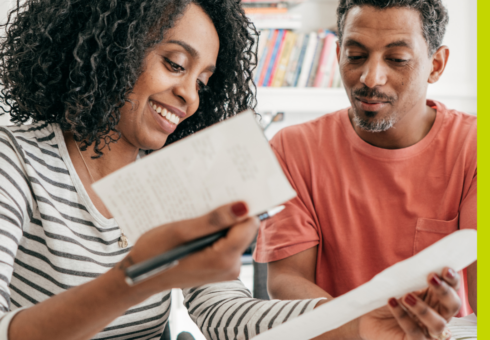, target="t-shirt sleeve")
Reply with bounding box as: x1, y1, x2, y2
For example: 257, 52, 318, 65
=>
459, 169, 476, 230
254, 131, 320, 263
0, 128, 30, 322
